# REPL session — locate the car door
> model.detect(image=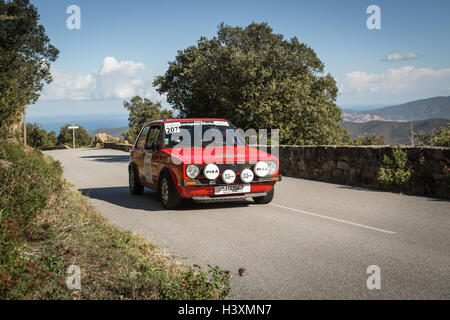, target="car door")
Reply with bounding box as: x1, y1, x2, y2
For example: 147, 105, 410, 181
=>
133, 125, 150, 180
143, 125, 162, 187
